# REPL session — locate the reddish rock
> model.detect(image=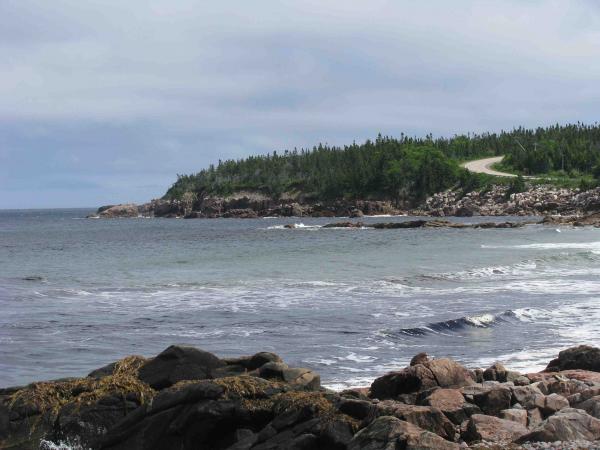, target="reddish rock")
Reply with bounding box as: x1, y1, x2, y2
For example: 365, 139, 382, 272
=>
348, 416, 459, 450
463, 414, 527, 443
